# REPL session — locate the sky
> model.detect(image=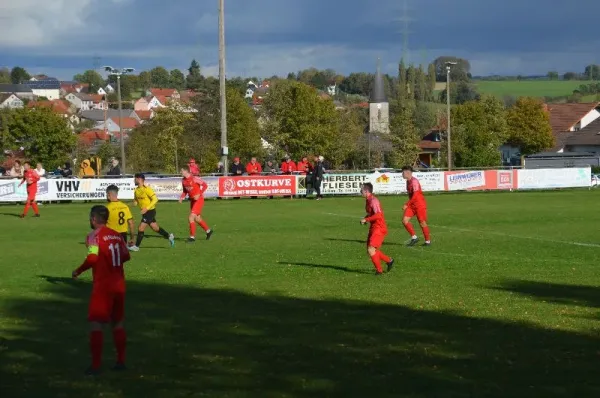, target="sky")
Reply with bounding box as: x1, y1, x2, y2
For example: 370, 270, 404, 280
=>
0, 0, 599, 80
